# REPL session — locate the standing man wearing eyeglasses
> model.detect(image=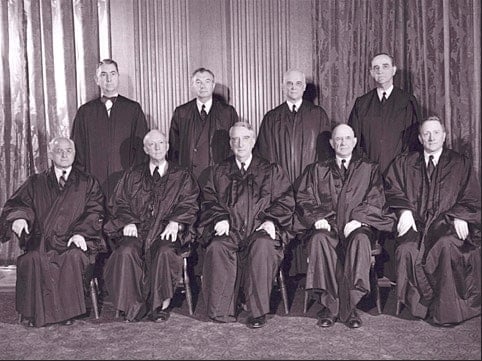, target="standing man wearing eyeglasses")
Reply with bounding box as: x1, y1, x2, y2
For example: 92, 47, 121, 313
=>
71, 59, 149, 201
348, 53, 421, 282
255, 69, 332, 277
